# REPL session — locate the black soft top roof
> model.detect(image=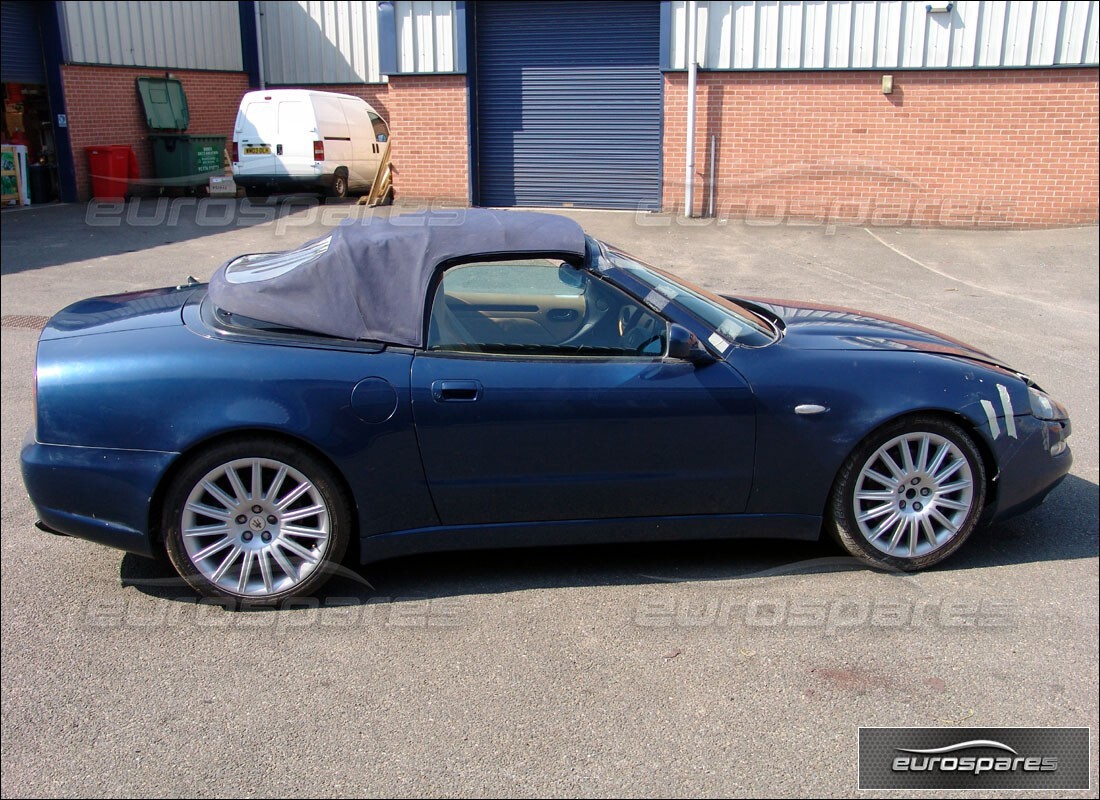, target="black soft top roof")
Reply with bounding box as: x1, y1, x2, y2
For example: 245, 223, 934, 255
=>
208, 208, 586, 347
